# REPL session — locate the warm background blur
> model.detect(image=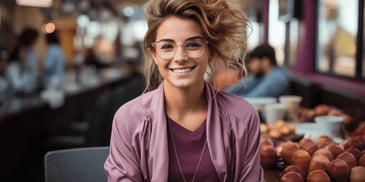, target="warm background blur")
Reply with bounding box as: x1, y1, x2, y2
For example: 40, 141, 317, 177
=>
1, 0, 365, 182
